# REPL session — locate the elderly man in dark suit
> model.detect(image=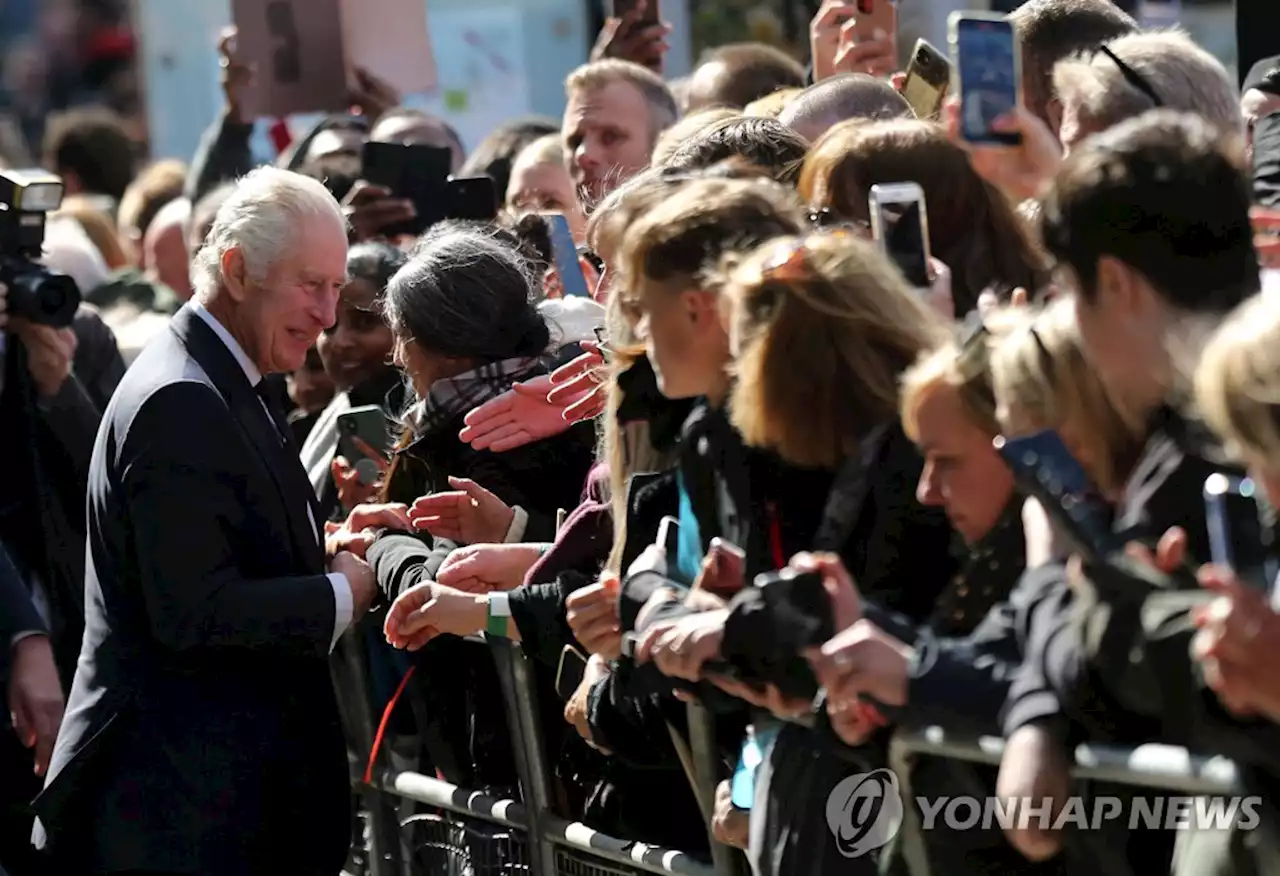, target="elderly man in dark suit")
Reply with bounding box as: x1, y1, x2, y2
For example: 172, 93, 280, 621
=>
32, 166, 377, 876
